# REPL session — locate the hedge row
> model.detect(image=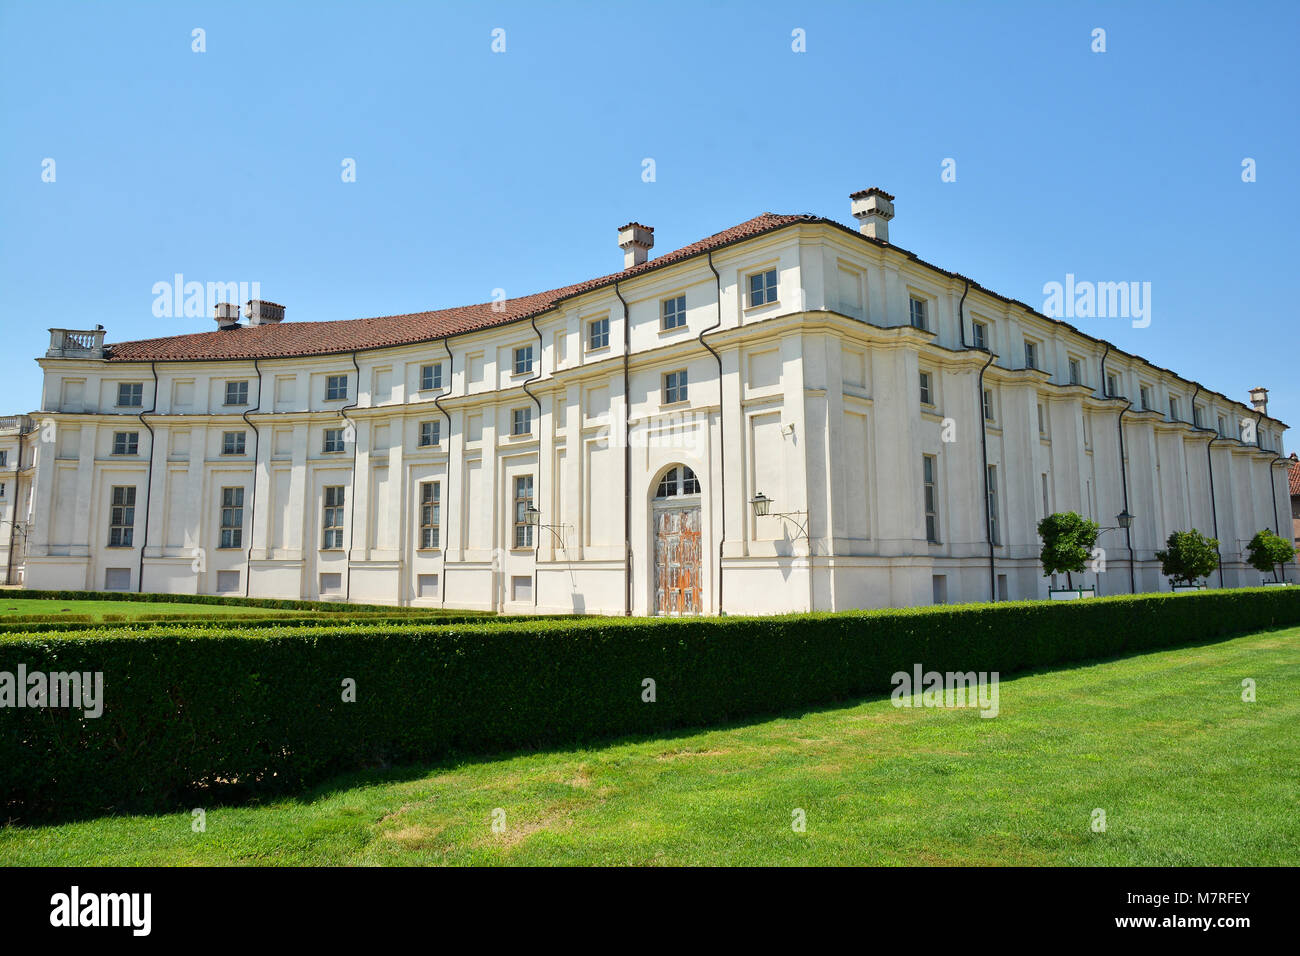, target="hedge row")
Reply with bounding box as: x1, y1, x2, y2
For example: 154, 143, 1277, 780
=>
0, 613, 504, 637
2, 588, 1298, 822
4, 588, 494, 616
